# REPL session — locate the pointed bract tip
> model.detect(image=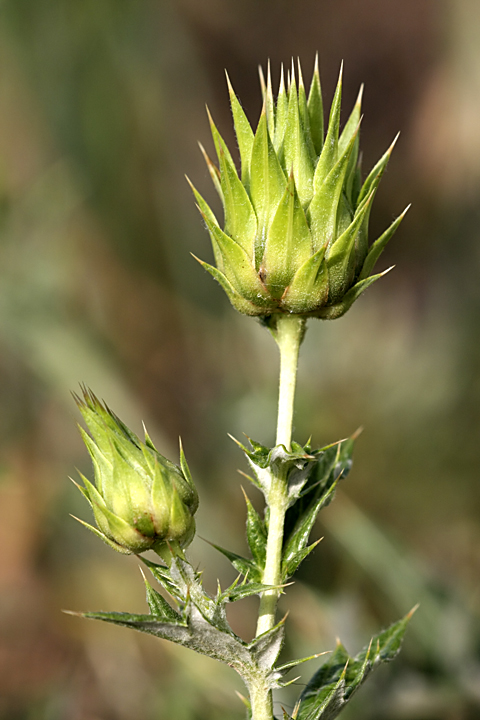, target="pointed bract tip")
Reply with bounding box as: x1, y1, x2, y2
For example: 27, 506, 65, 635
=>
267, 58, 272, 85
313, 52, 319, 75
235, 691, 251, 709
258, 65, 266, 95
290, 57, 296, 87
62, 609, 84, 617
388, 132, 401, 153
381, 265, 395, 276
190, 252, 207, 267
205, 105, 215, 127
408, 603, 420, 618
351, 425, 364, 440
356, 84, 364, 106
276, 65, 284, 95
224, 69, 233, 93
297, 57, 304, 87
